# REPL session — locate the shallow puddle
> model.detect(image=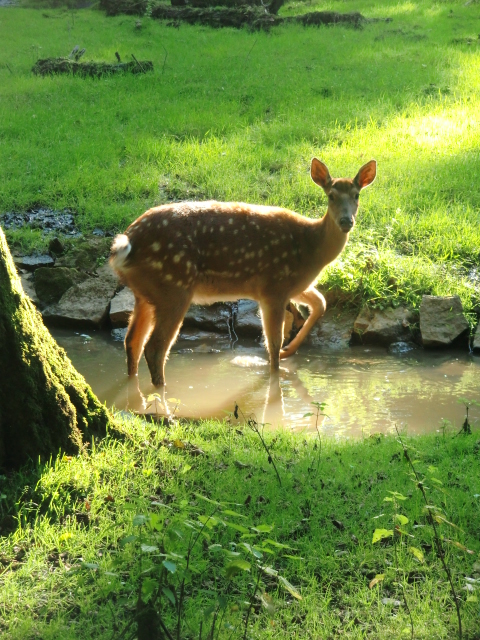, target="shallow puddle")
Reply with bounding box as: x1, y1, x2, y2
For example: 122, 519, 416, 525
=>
52, 329, 480, 436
